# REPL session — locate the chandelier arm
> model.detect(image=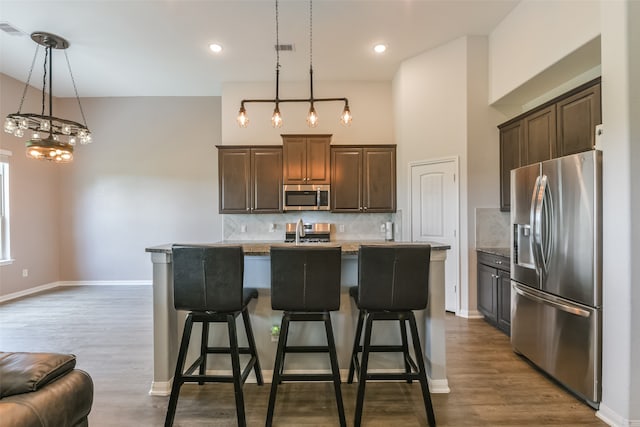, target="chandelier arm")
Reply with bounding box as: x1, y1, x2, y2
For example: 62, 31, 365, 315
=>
65, 50, 89, 128
16, 45, 40, 114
